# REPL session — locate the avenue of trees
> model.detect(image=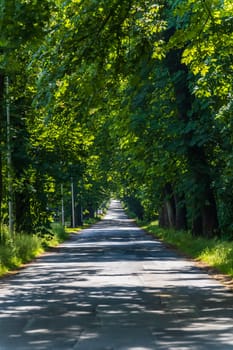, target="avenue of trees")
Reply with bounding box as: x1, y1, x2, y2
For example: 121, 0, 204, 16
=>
0, 0, 232, 239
